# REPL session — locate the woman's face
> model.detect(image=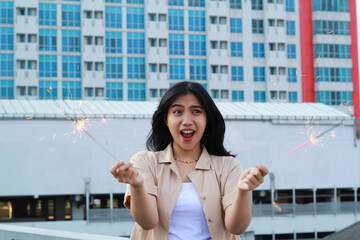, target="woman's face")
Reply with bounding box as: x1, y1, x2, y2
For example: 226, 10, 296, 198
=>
166, 93, 207, 155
